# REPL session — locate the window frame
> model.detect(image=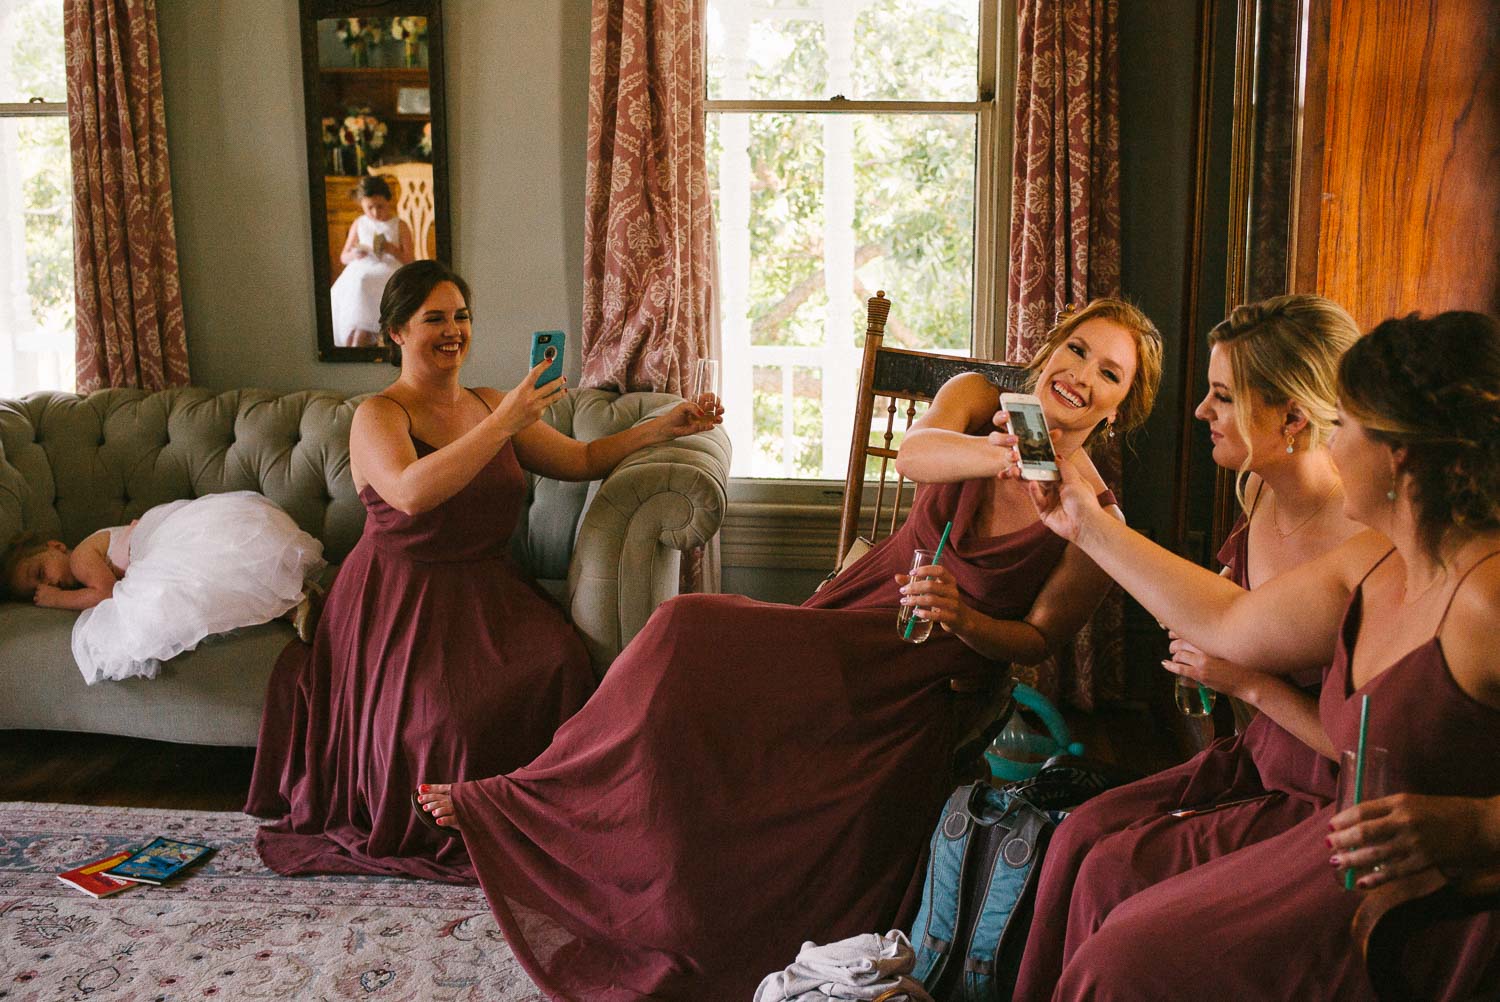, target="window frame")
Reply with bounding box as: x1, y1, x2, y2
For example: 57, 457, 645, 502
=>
705, 0, 1014, 517
0, 96, 72, 396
